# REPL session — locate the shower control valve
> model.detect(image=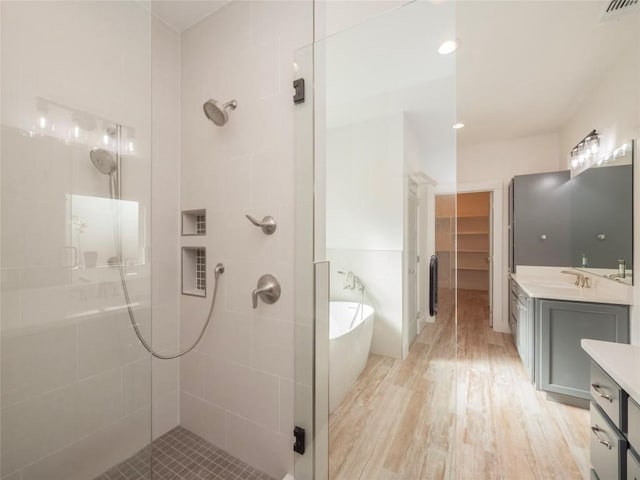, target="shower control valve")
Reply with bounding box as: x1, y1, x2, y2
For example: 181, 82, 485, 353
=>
252, 274, 281, 309
245, 214, 277, 234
